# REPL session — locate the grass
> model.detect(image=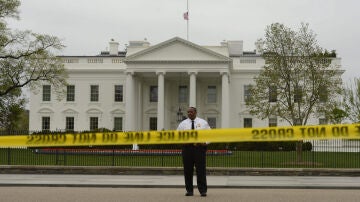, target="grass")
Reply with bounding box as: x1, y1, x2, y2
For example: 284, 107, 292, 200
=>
1, 148, 360, 168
